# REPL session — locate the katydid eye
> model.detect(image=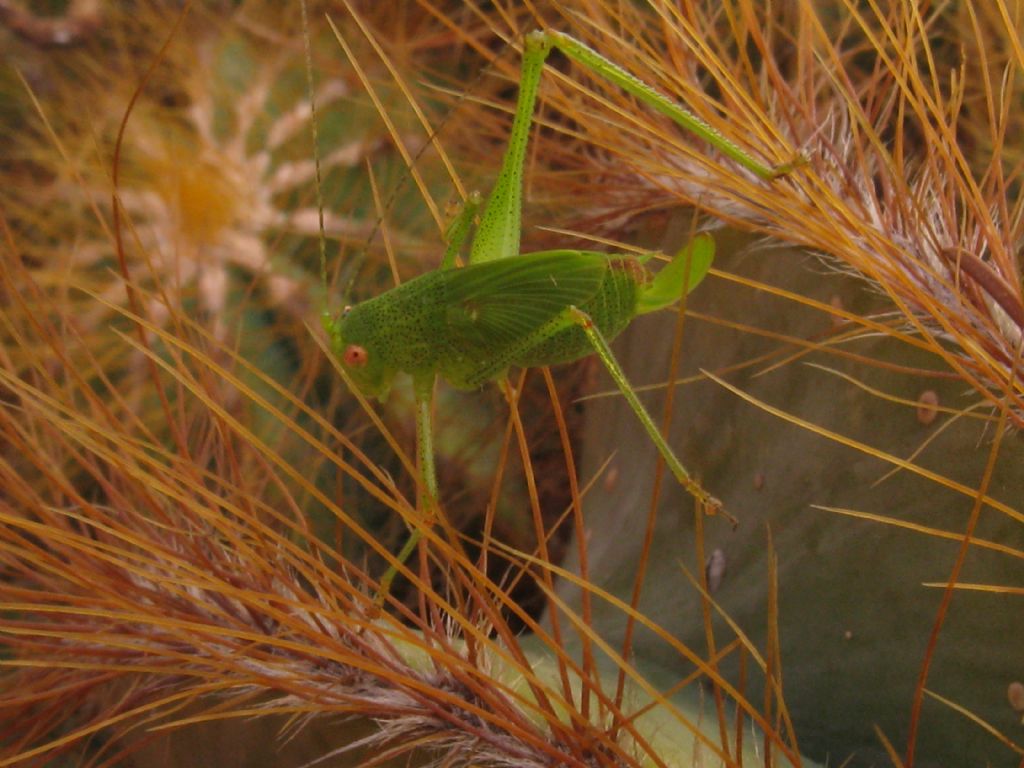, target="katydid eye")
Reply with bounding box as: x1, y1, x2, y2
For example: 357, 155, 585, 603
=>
343, 344, 368, 368
342, 304, 353, 318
